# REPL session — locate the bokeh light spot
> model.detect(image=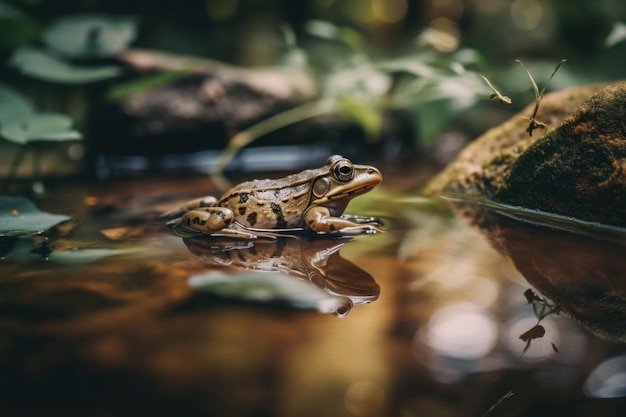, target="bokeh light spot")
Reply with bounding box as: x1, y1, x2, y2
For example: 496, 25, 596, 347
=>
425, 303, 498, 360
510, 0, 543, 31
371, 0, 408, 24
